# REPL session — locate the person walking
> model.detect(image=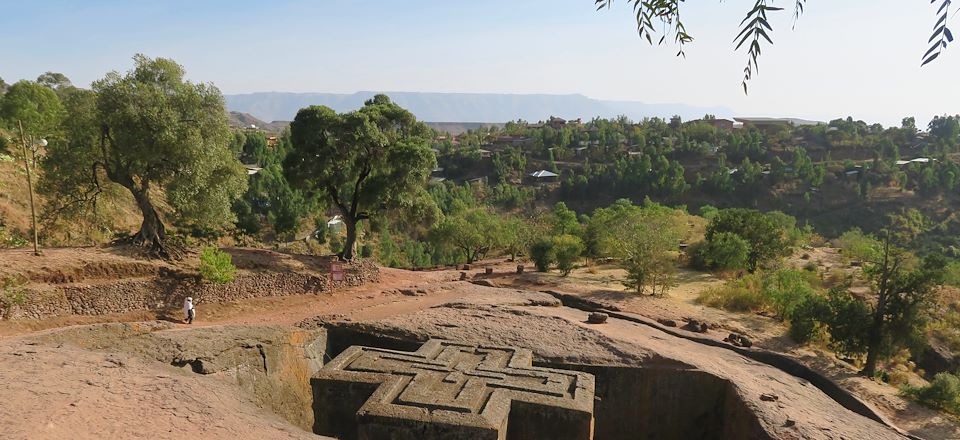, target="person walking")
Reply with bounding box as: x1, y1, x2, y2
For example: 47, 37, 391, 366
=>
183, 297, 196, 324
